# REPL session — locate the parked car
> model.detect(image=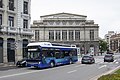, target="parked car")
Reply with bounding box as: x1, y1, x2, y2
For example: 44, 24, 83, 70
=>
106, 52, 114, 55
81, 55, 95, 64
16, 59, 27, 67
104, 54, 114, 62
